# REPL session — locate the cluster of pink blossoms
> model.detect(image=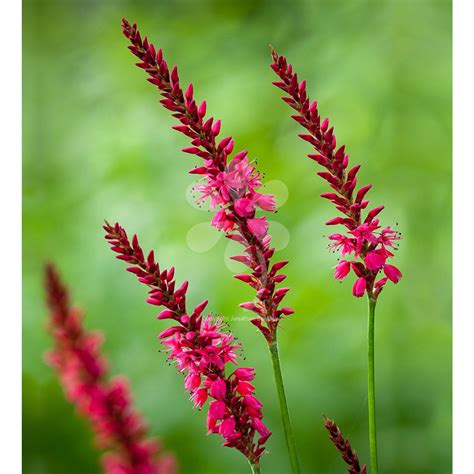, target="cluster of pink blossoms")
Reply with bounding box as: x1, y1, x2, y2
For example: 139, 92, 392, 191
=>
270, 50, 402, 299
122, 18, 292, 342
44, 264, 176, 474
104, 221, 271, 465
